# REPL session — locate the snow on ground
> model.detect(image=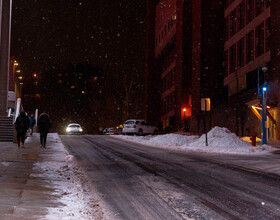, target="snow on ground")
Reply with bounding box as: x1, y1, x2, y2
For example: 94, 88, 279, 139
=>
114, 126, 278, 155
31, 134, 109, 220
